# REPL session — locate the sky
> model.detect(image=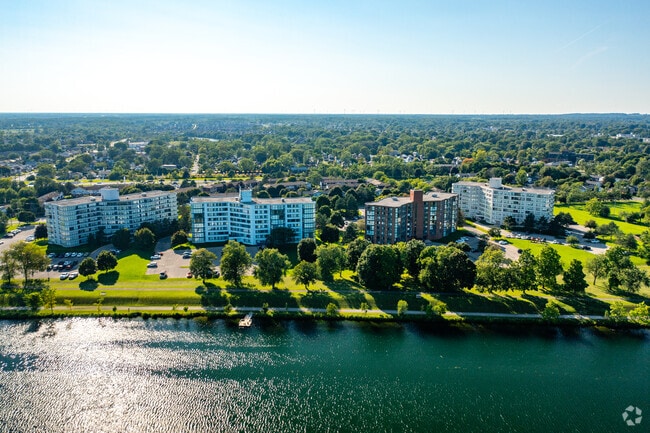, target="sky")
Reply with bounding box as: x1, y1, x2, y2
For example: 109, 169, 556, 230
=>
1, 0, 649, 114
